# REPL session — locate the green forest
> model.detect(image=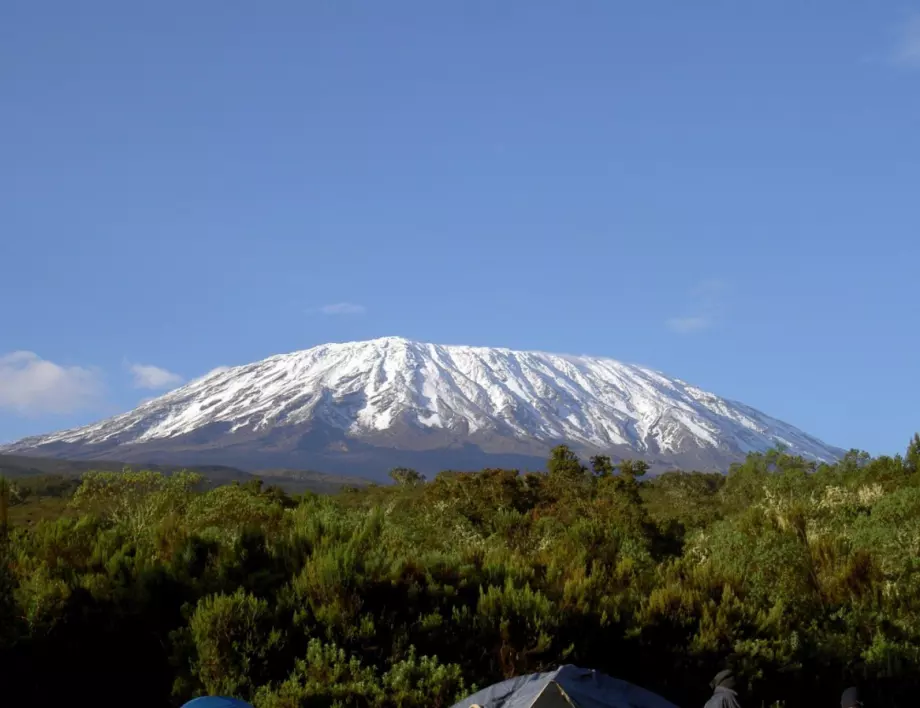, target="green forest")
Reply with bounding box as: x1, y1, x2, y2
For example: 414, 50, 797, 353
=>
3, 438, 920, 707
